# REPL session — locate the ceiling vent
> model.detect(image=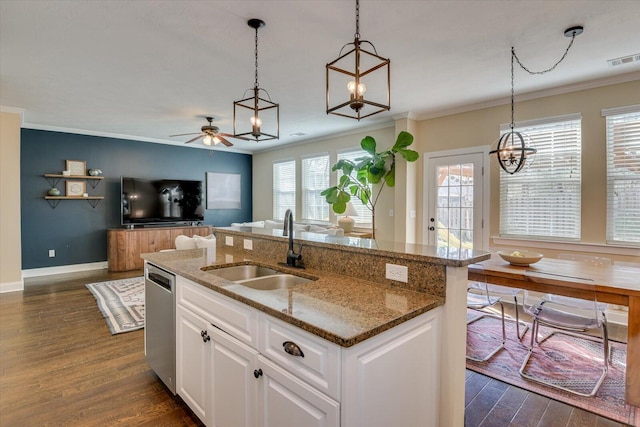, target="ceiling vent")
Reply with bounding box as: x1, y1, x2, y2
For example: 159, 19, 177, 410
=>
607, 53, 640, 67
